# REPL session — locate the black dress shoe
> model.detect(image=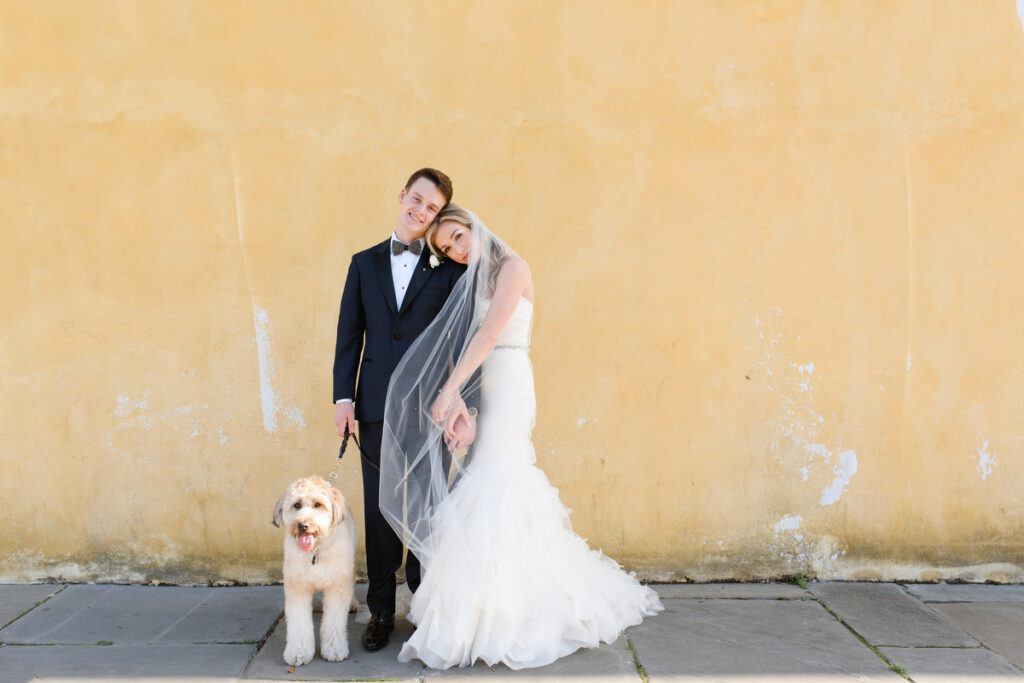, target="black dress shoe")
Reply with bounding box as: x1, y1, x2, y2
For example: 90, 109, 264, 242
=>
362, 611, 395, 651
